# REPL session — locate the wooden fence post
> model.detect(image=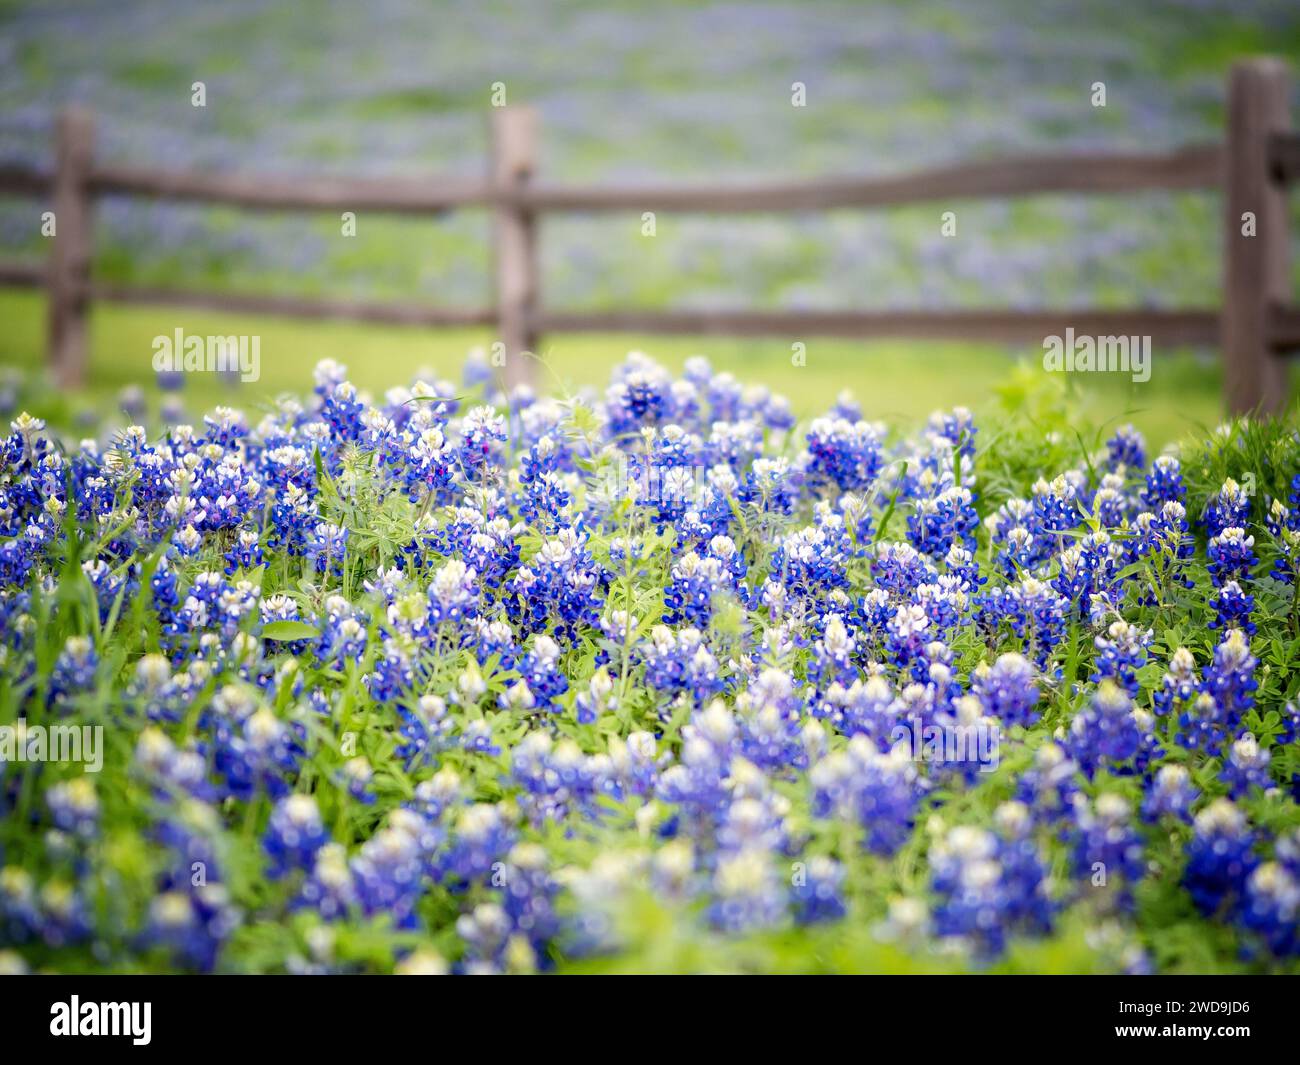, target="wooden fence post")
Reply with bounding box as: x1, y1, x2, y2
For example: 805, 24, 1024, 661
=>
48, 107, 94, 389
491, 106, 539, 392
1222, 58, 1291, 416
